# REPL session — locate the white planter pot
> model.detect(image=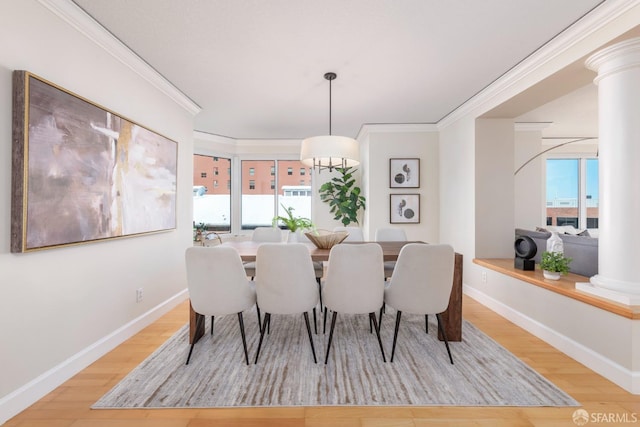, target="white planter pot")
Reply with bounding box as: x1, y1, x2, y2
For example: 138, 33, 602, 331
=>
543, 270, 561, 280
